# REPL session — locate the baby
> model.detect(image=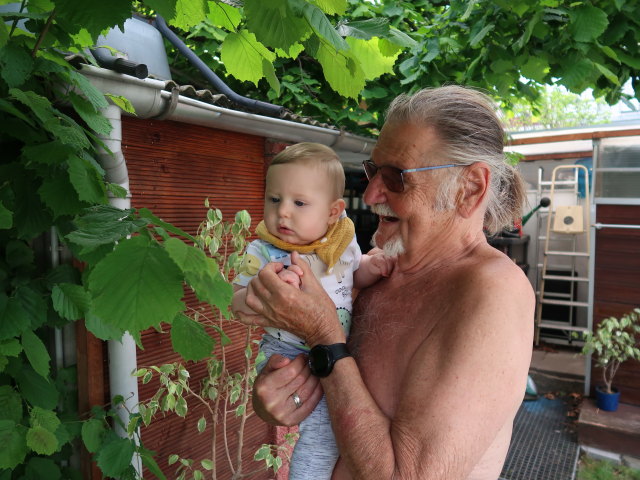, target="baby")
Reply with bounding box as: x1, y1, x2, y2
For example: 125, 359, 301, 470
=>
232, 142, 392, 479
